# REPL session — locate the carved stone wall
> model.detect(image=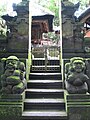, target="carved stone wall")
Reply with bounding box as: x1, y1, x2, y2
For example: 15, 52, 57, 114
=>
6, 0, 29, 52
62, 0, 84, 54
